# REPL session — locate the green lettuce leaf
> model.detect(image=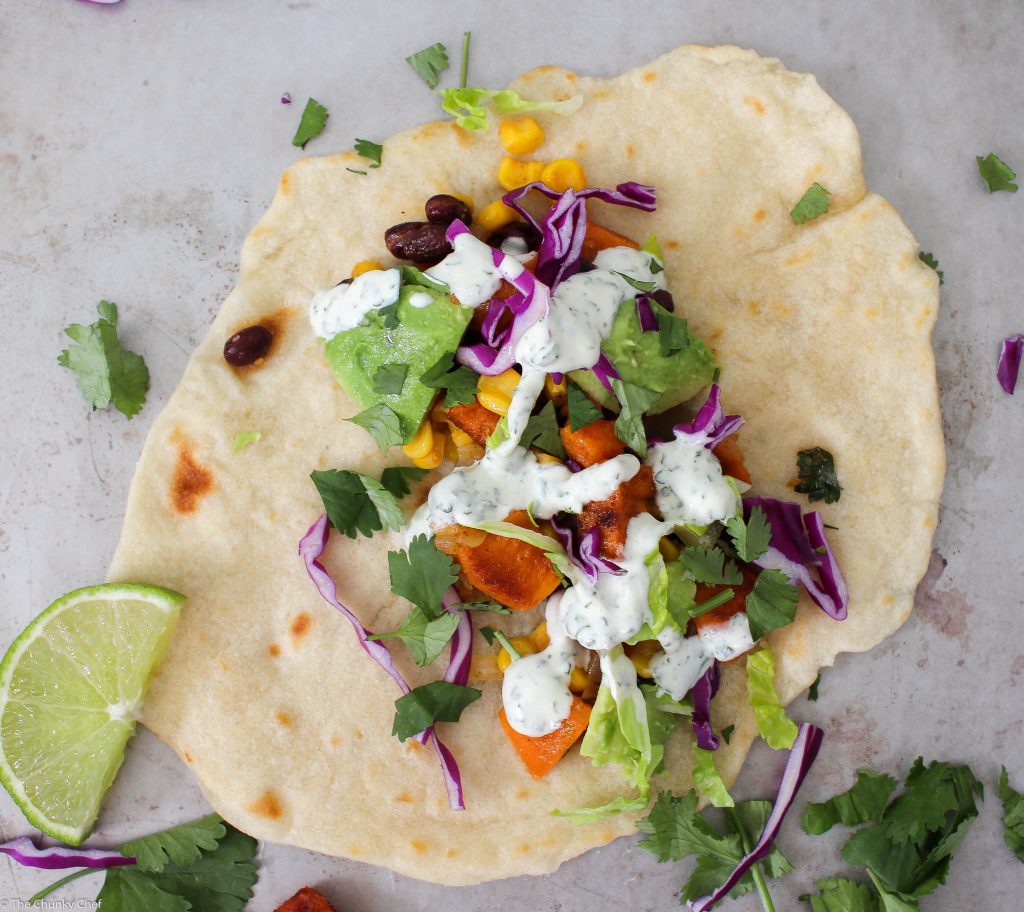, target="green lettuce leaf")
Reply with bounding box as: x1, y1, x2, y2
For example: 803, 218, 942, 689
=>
745, 646, 798, 750
692, 744, 735, 808
440, 87, 582, 131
